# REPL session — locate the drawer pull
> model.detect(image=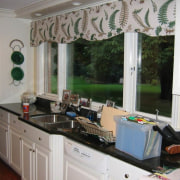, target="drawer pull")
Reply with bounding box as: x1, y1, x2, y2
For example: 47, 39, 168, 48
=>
24, 129, 26, 133
124, 174, 129, 178
39, 137, 42, 141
